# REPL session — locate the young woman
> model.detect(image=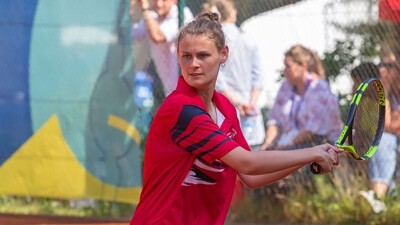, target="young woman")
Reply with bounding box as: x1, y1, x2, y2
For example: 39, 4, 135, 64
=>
130, 12, 341, 225
130, 0, 194, 96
